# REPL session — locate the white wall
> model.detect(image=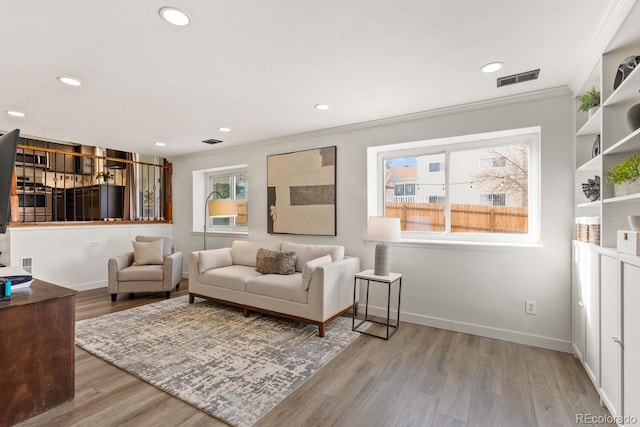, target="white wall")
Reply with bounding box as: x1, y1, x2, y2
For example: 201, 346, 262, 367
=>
172, 89, 575, 351
4, 223, 172, 290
